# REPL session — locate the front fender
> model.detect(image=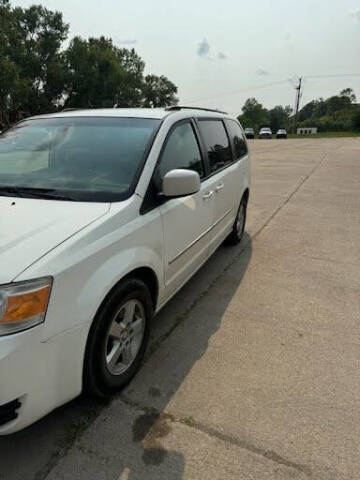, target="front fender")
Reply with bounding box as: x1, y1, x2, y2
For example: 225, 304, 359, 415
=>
16, 199, 164, 340
76, 245, 162, 319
